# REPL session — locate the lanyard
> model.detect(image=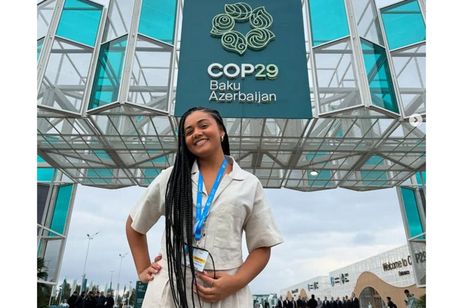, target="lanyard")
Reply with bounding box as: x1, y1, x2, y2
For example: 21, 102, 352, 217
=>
194, 158, 228, 241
